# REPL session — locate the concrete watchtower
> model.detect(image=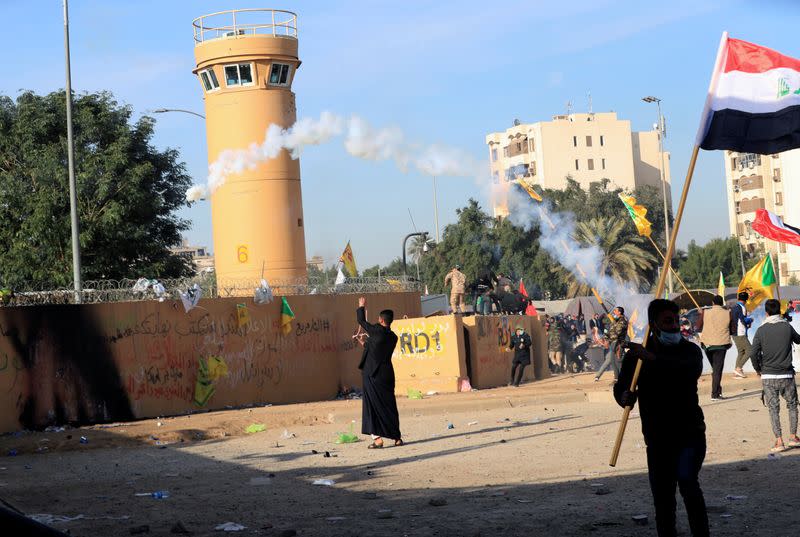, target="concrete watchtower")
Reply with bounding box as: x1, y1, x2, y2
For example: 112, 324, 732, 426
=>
192, 9, 307, 288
